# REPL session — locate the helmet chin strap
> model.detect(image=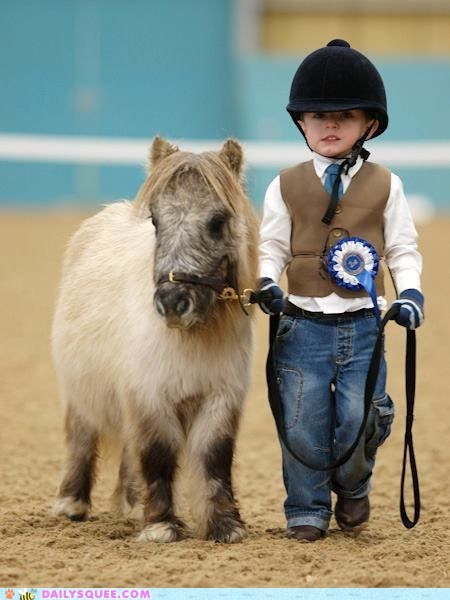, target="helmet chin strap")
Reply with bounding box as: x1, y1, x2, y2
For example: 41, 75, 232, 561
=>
344, 124, 373, 172
331, 123, 374, 172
